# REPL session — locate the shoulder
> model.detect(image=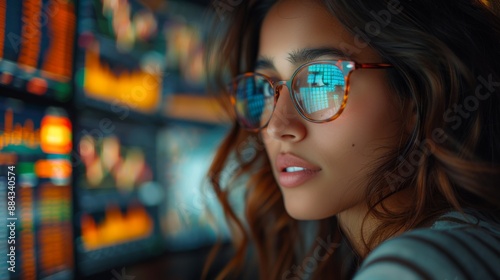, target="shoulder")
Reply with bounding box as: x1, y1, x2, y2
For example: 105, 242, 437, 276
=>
354, 212, 500, 280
